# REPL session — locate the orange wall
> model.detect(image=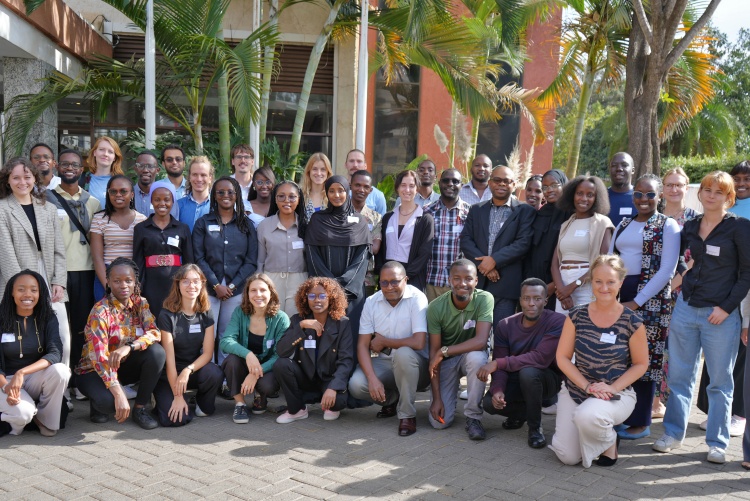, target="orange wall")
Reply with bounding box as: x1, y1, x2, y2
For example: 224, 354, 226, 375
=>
416, 70, 457, 173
